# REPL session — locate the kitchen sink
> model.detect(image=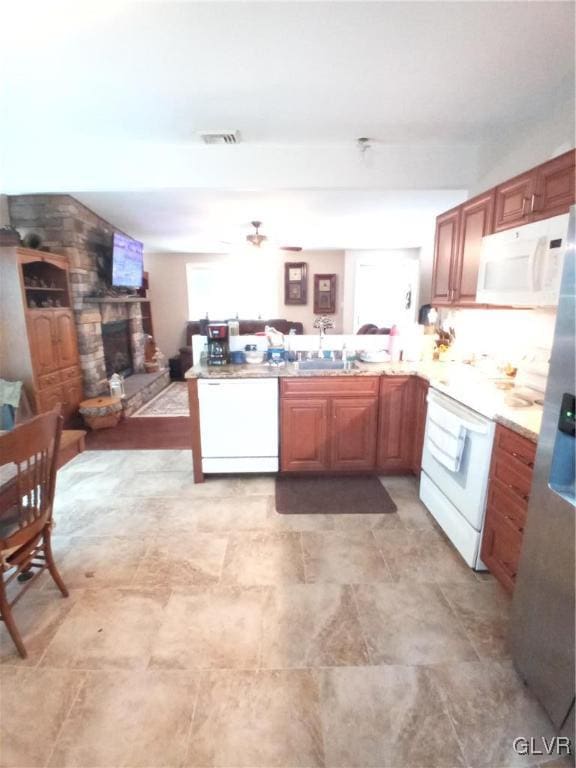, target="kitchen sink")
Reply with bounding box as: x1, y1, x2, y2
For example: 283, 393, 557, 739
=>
296, 359, 358, 371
